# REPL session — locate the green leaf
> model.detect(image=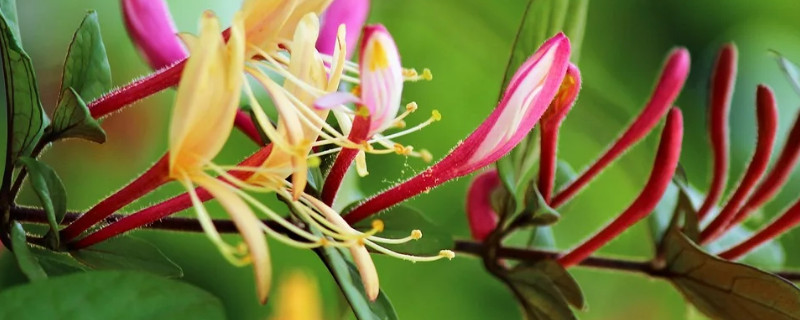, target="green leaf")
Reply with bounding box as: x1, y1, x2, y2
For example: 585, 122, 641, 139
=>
1, 8, 47, 163
17, 157, 67, 248
353, 205, 453, 256
30, 247, 88, 276
70, 235, 183, 278
0, 0, 19, 37
10, 221, 47, 282
649, 182, 700, 248
661, 228, 800, 320
48, 10, 111, 143
504, 260, 579, 320
346, 261, 399, 320
771, 50, 800, 97
50, 87, 106, 143
553, 160, 576, 191
0, 271, 226, 320
316, 246, 399, 320
59, 11, 111, 103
